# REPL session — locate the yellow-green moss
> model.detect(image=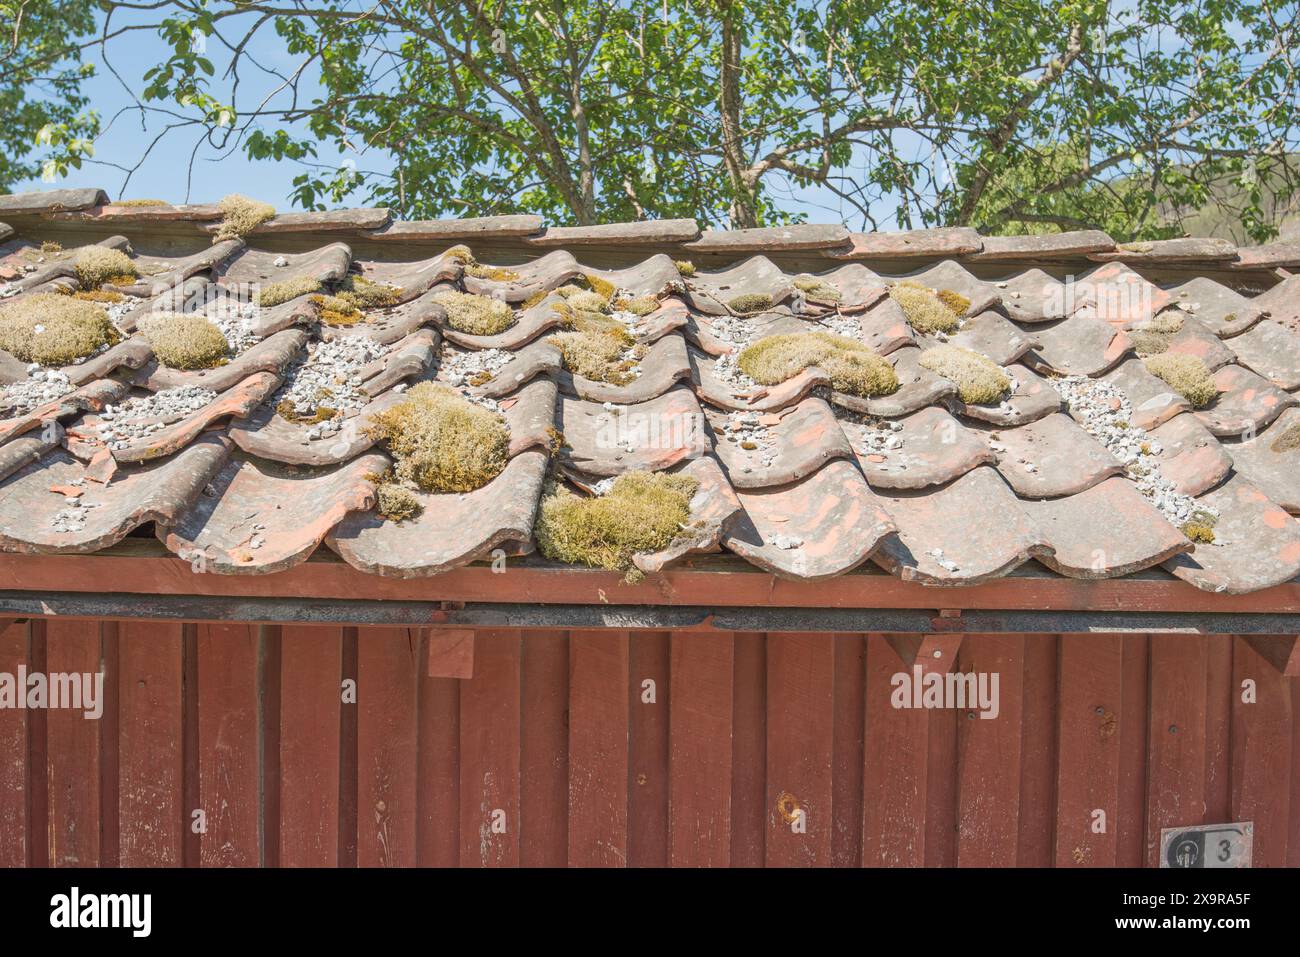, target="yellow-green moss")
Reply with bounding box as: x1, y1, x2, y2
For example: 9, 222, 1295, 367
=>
729, 292, 773, 315
551, 311, 641, 384
1145, 311, 1185, 334
935, 289, 971, 316
377, 483, 423, 522
61, 288, 125, 304
432, 291, 515, 336
1129, 330, 1171, 356
1143, 353, 1218, 408
338, 275, 402, 309
613, 294, 660, 316
74, 246, 138, 289
675, 260, 696, 278
275, 398, 338, 424
889, 281, 964, 333
365, 383, 509, 493
257, 275, 322, 307
1270, 421, 1300, 453
580, 273, 617, 301
565, 290, 610, 313
793, 275, 842, 303
309, 294, 365, 326
1181, 522, 1216, 544
113, 198, 168, 207
0, 293, 121, 365
736, 331, 899, 397
465, 262, 521, 281
40, 241, 63, 254
137, 313, 230, 369
917, 344, 1010, 404
213, 193, 276, 243
535, 471, 699, 576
